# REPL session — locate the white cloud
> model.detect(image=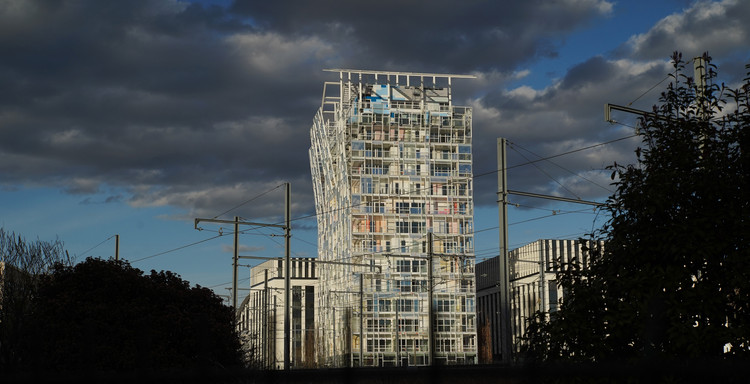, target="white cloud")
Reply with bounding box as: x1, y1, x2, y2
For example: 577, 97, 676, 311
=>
625, 0, 749, 59
507, 85, 541, 100
512, 69, 531, 80
225, 32, 335, 75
